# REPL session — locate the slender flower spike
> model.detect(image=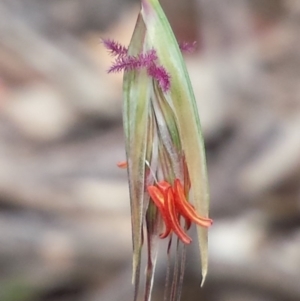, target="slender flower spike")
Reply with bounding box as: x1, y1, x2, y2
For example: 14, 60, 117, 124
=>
103, 1, 212, 300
